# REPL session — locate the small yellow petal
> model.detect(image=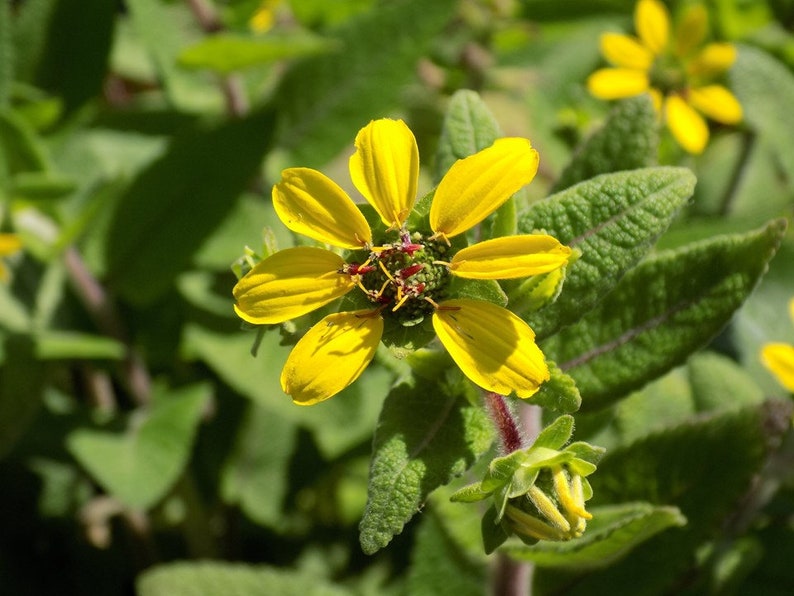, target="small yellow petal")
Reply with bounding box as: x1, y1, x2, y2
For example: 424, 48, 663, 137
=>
636, 0, 670, 55
281, 311, 384, 405
600, 33, 654, 70
449, 235, 571, 280
0, 233, 22, 256
430, 138, 539, 239
432, 299, 549, 398
688, 85, 742, 124
665, 94, 709, 154
587, 68, 650, 100
349, 118, 419, 229
674, 4, 708, 57
760, 343, 794, 393
688, 43, 737, 78
233, 247, 354, 325
272, 167, 372, 249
